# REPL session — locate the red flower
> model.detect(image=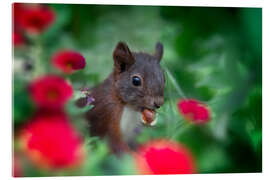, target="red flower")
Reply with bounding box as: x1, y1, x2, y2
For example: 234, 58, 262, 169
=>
29, 75, 73, 109
20, 113, 85, 169
17, 5, 55, 34
13, 32, 24, 46
177, 99, 211, 124
13, 3, 25, 24
52, 50, 86, 74
135, 139, 196, 174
